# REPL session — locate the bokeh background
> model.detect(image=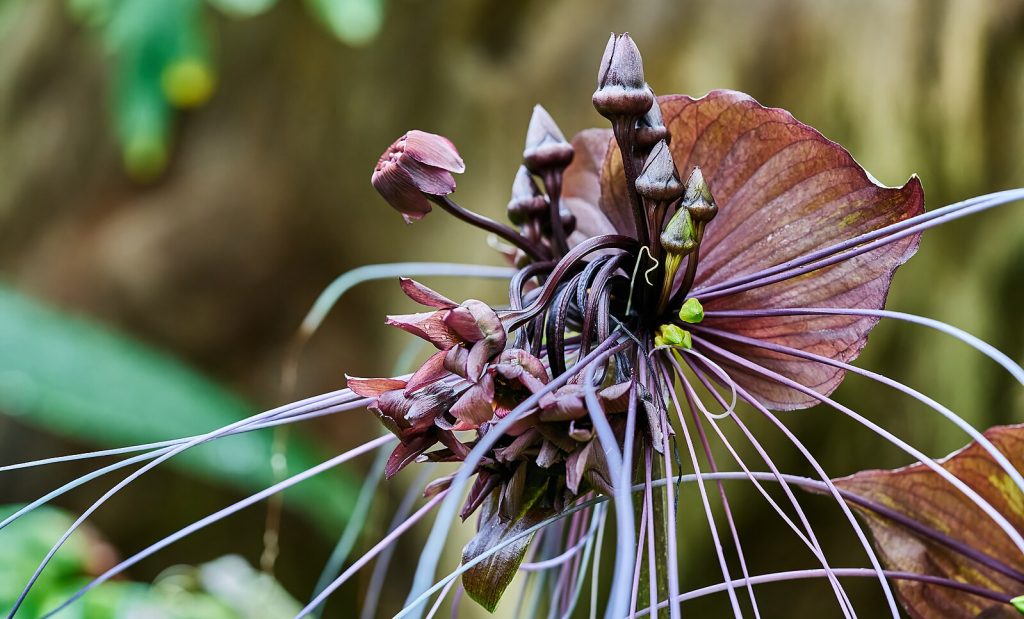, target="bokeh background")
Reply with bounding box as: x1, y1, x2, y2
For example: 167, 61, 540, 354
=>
0, 0, 1022, 616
